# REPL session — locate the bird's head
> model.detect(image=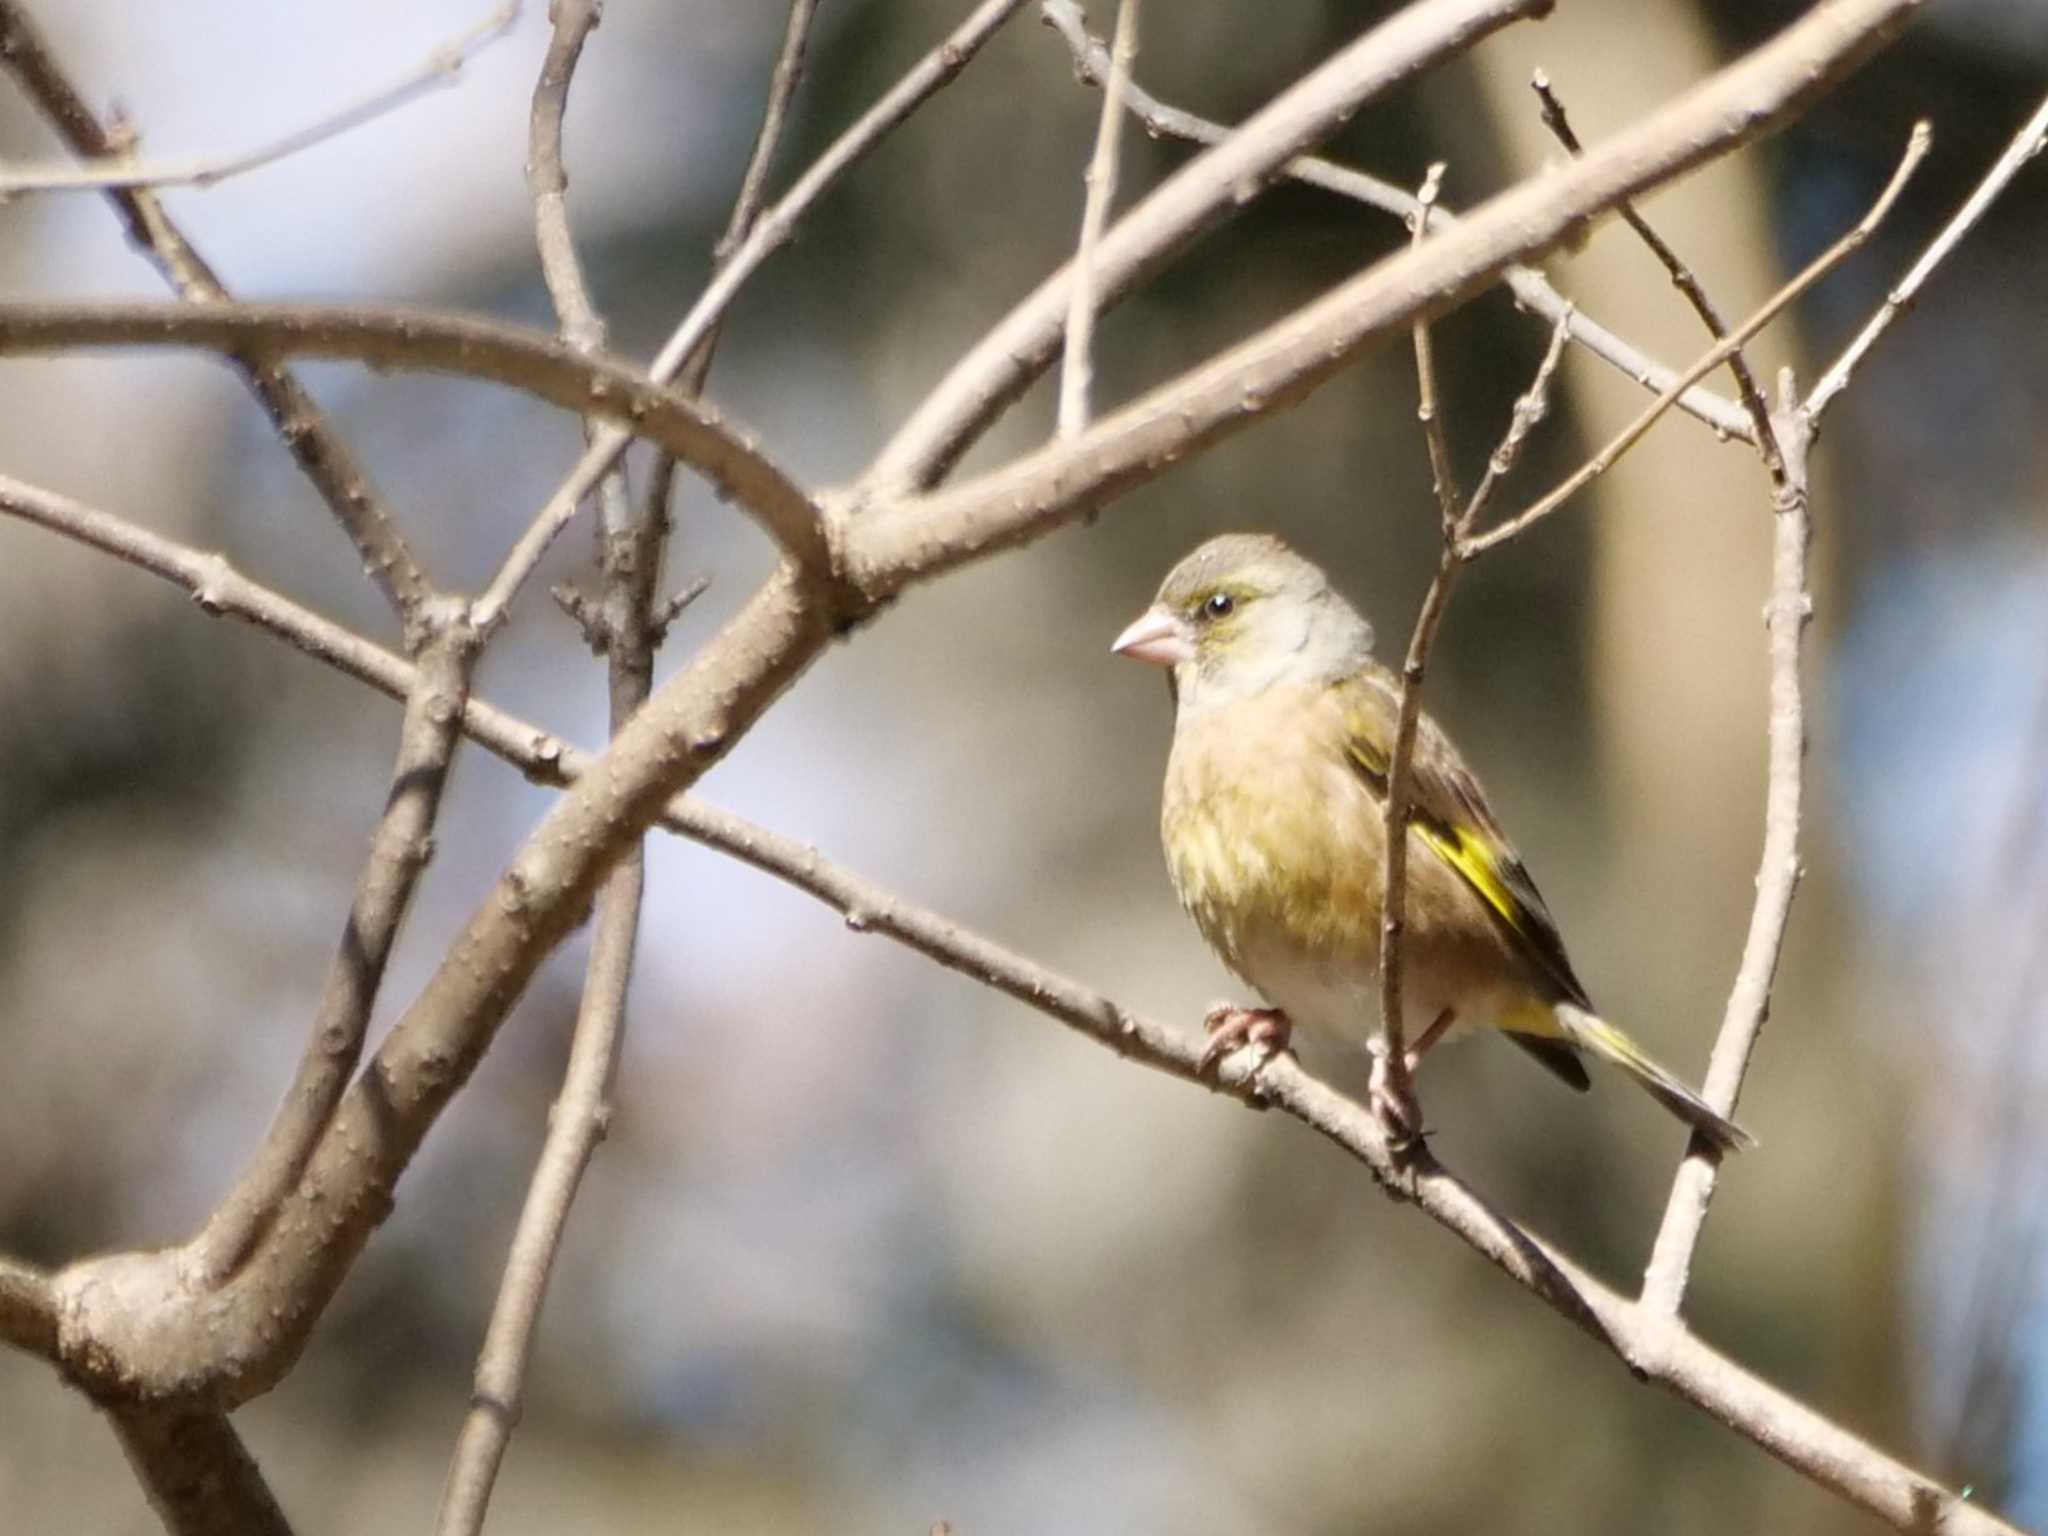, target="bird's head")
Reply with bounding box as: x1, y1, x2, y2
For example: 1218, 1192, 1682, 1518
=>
1110, 533, 1374, 715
